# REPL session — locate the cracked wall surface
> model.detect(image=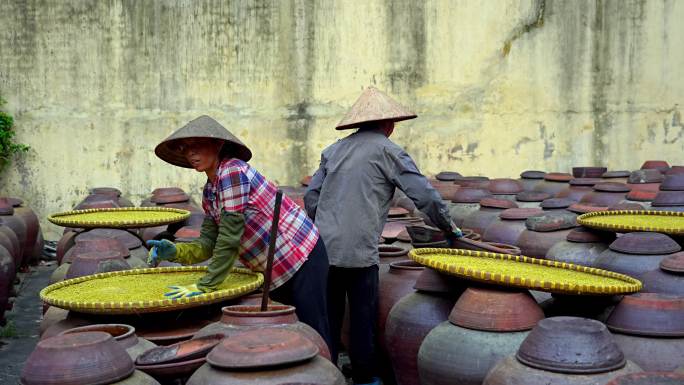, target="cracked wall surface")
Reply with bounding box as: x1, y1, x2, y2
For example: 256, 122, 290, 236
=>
1, 0, 683, 238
